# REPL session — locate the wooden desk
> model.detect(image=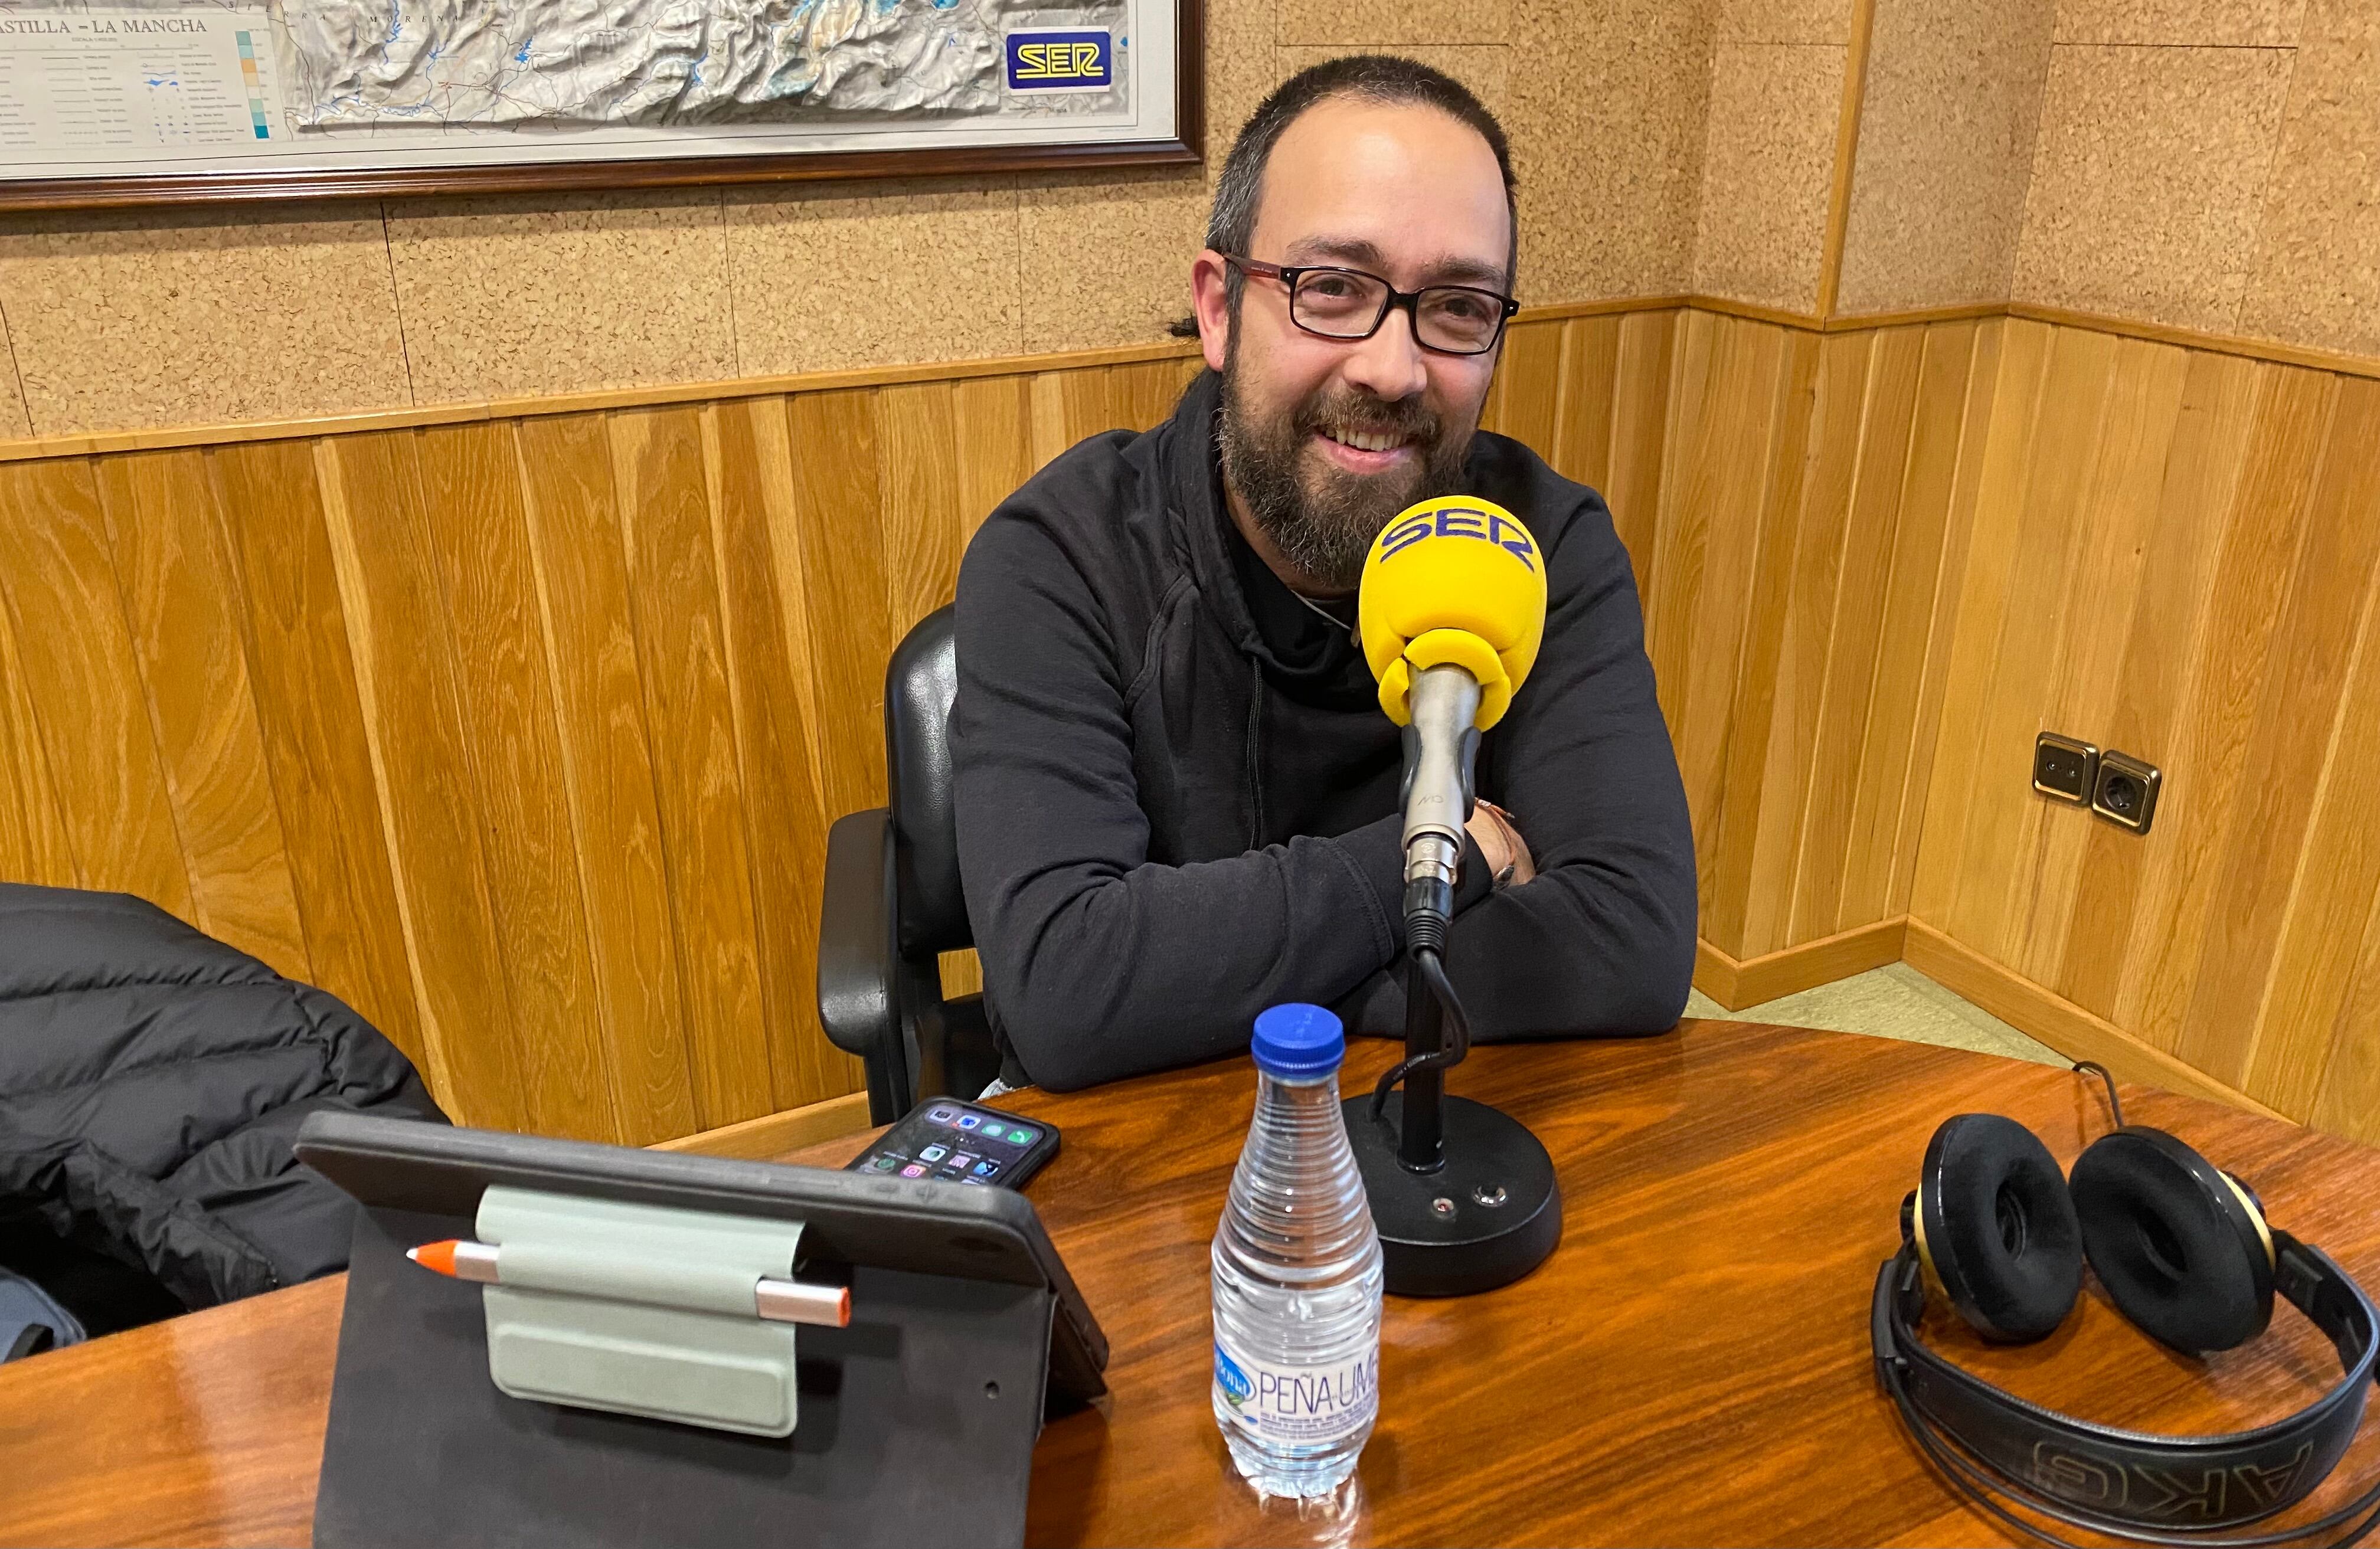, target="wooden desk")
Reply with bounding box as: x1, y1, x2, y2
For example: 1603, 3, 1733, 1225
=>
5, 1020, 2379, 1547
